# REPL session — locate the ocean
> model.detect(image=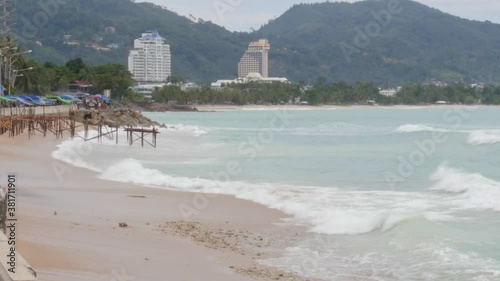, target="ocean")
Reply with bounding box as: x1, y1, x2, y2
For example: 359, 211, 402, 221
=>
53, 107, 500, 281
